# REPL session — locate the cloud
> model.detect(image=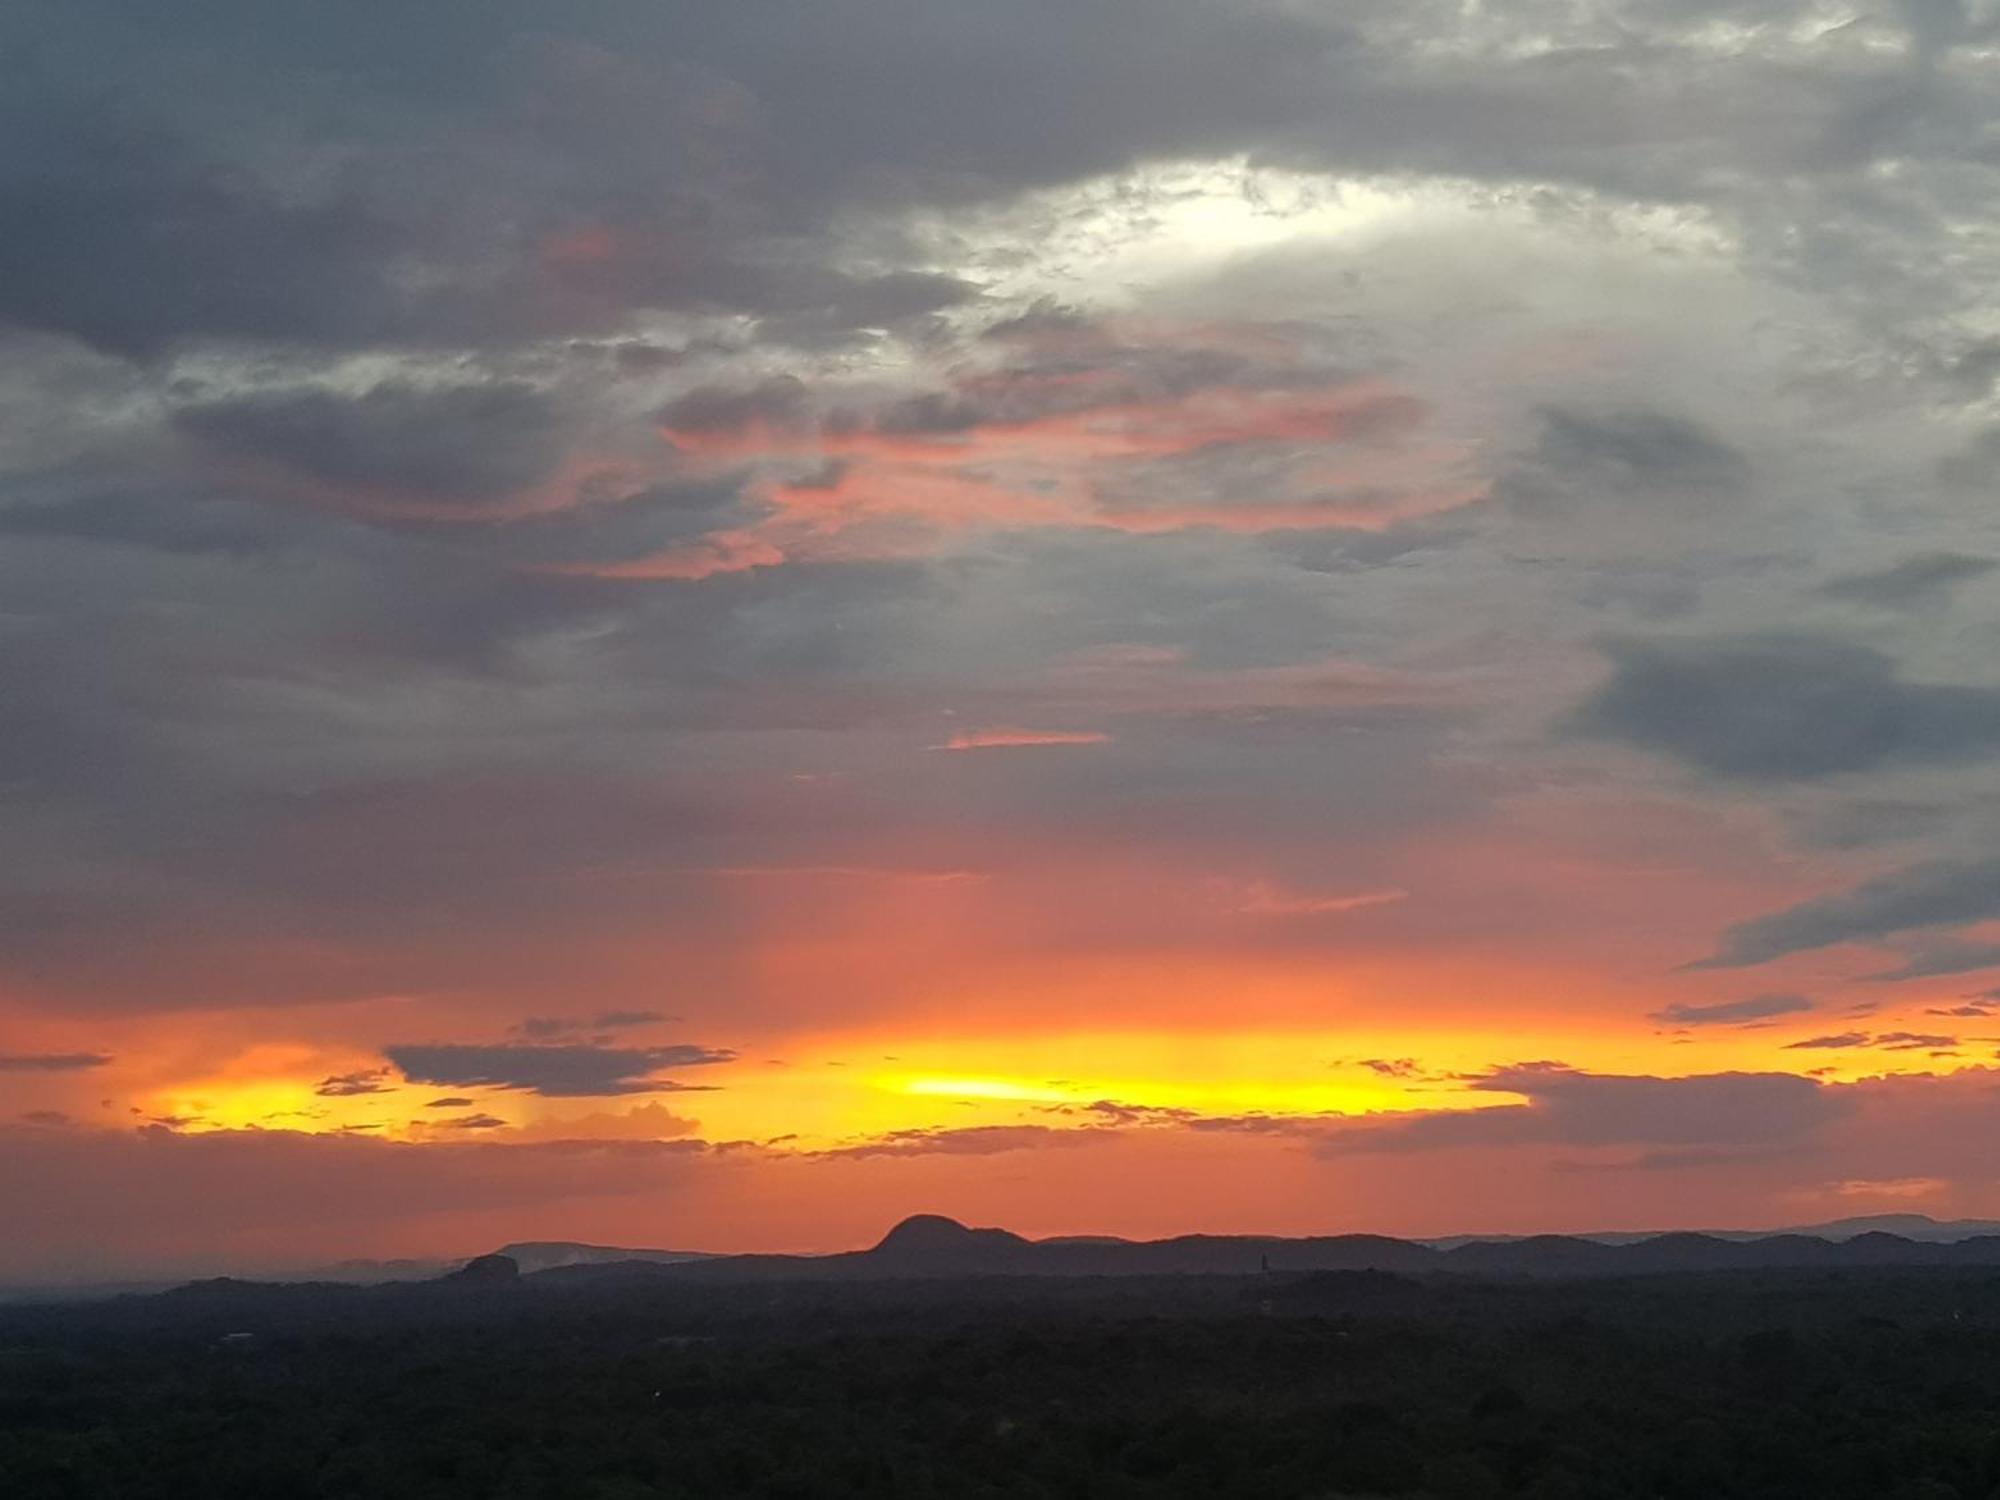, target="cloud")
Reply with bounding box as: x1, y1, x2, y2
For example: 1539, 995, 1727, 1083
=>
1700, 857, 2000, 968
174, 380, 569, 511
0, 1052, 112, 1072
1573, 634, 2000, 780
595, 1010, 670, 1029
1357, 1058, 1423, 1078
1319, 1063, 1849, 1154
933, 728, 1111, 751
435, 1113, 509, 1131
1649, 993, 1814, 1027
508, 1100, 700, 1143
1497, 406, 1748, 516
314, 1068, 395, 1098
813, 1124, 1107, 1159
1875, 1032, 1957, 1051
0, 126, 413, 358
384, 1042, 736, 1097
425, 1097, 476, 1109
659, 376, 813, 437
1862, 938, 2000, 982
1783, 1030, 1960, 1052
1816, 552, 1996, 609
